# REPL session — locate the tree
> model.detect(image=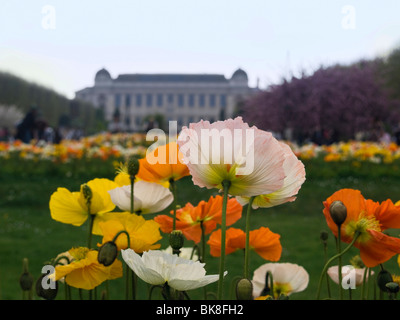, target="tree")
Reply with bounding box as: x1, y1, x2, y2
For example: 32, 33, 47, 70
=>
243, 60, 400, 143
